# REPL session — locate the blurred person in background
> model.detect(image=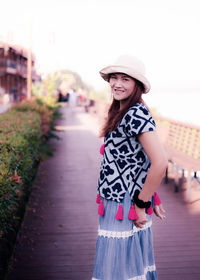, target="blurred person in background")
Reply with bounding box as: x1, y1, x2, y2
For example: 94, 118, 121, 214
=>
68, 89, 77, 111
